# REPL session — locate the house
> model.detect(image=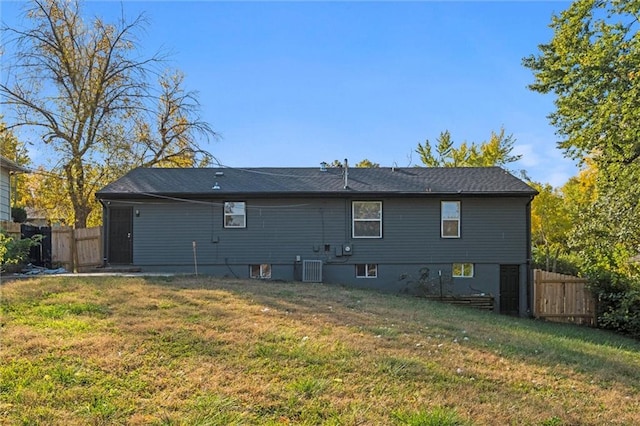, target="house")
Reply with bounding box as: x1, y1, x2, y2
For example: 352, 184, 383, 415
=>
96, 165, 537, 315
0, 155, 29, 223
